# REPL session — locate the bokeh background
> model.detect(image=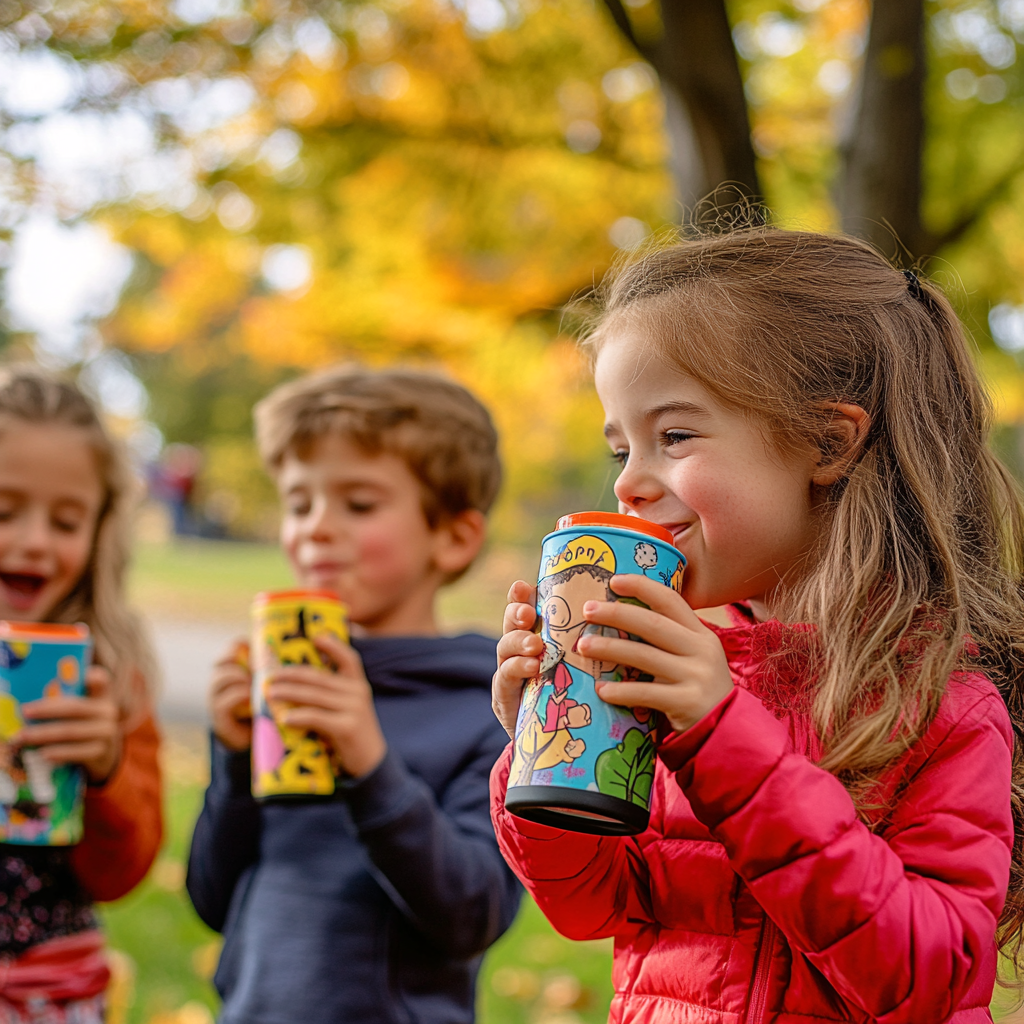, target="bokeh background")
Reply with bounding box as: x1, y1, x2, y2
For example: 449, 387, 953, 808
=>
2, 0, 1024, 1020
